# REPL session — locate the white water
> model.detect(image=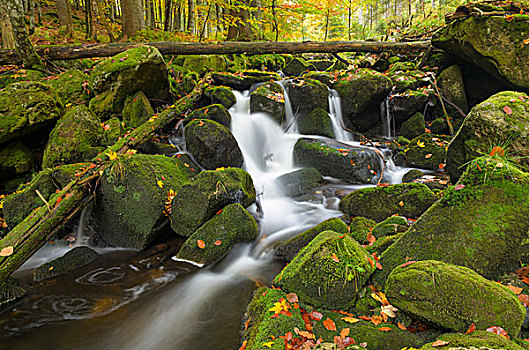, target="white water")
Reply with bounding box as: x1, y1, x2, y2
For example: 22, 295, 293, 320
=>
328, 89, 354, 143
